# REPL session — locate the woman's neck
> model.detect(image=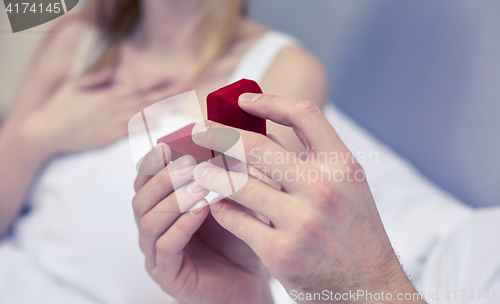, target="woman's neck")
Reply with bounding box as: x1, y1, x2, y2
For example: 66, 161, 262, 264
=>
132, 0, 202, 54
